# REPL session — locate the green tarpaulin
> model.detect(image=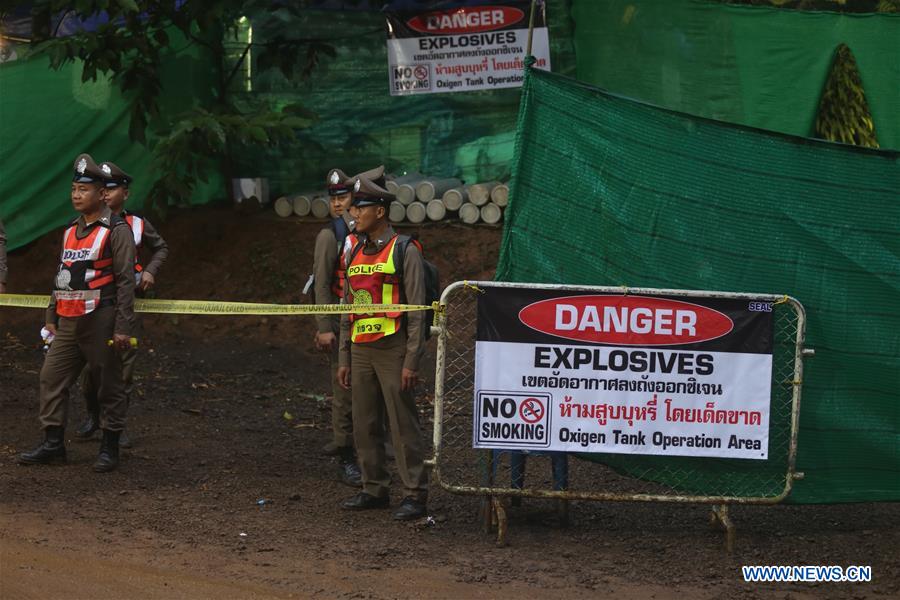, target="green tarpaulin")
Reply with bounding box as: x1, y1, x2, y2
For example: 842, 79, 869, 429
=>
497, 66, 900, 503
0, 38, 222, 252
572, 0, 900, 150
